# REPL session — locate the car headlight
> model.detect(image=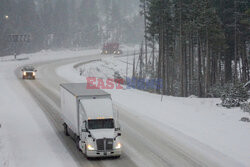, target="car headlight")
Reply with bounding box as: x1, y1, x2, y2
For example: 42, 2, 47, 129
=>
87, 144, 94, 151
115, 142, 122, 149
23, 72, 27, 76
